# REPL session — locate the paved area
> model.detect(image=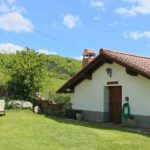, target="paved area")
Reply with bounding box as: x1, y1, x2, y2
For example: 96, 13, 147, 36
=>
68, 119, 150, 135
100, 122, 150, 135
